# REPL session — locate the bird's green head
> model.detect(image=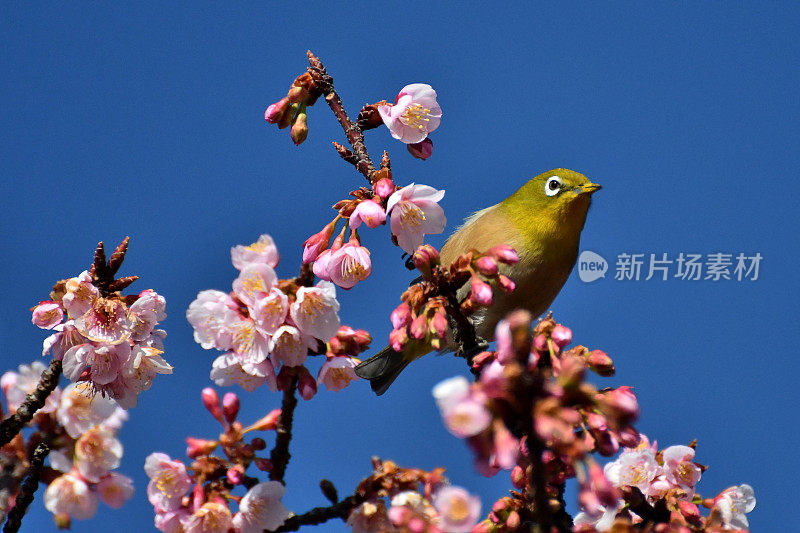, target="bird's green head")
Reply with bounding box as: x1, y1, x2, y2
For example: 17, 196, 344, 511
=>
502, 168, 601, 247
